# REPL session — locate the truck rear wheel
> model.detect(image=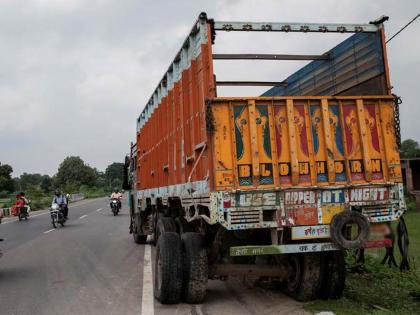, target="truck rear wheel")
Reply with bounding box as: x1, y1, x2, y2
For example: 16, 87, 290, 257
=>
286, 252, 323, 301
320, 250, 346, 299
154, 232, 183, 304
155, 217, 176, 245
176, 217, 193, 235
181, 232, 208, 303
